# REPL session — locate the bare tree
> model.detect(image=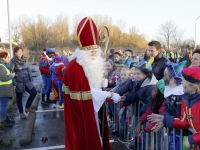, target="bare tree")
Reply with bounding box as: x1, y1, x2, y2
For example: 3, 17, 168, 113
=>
157, 21, 183, 51
10, 20, 21, 43
19, 15, 51, 51
71, 13, 86, 43
182, 38, 195, 49
50, 14, 69, 47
